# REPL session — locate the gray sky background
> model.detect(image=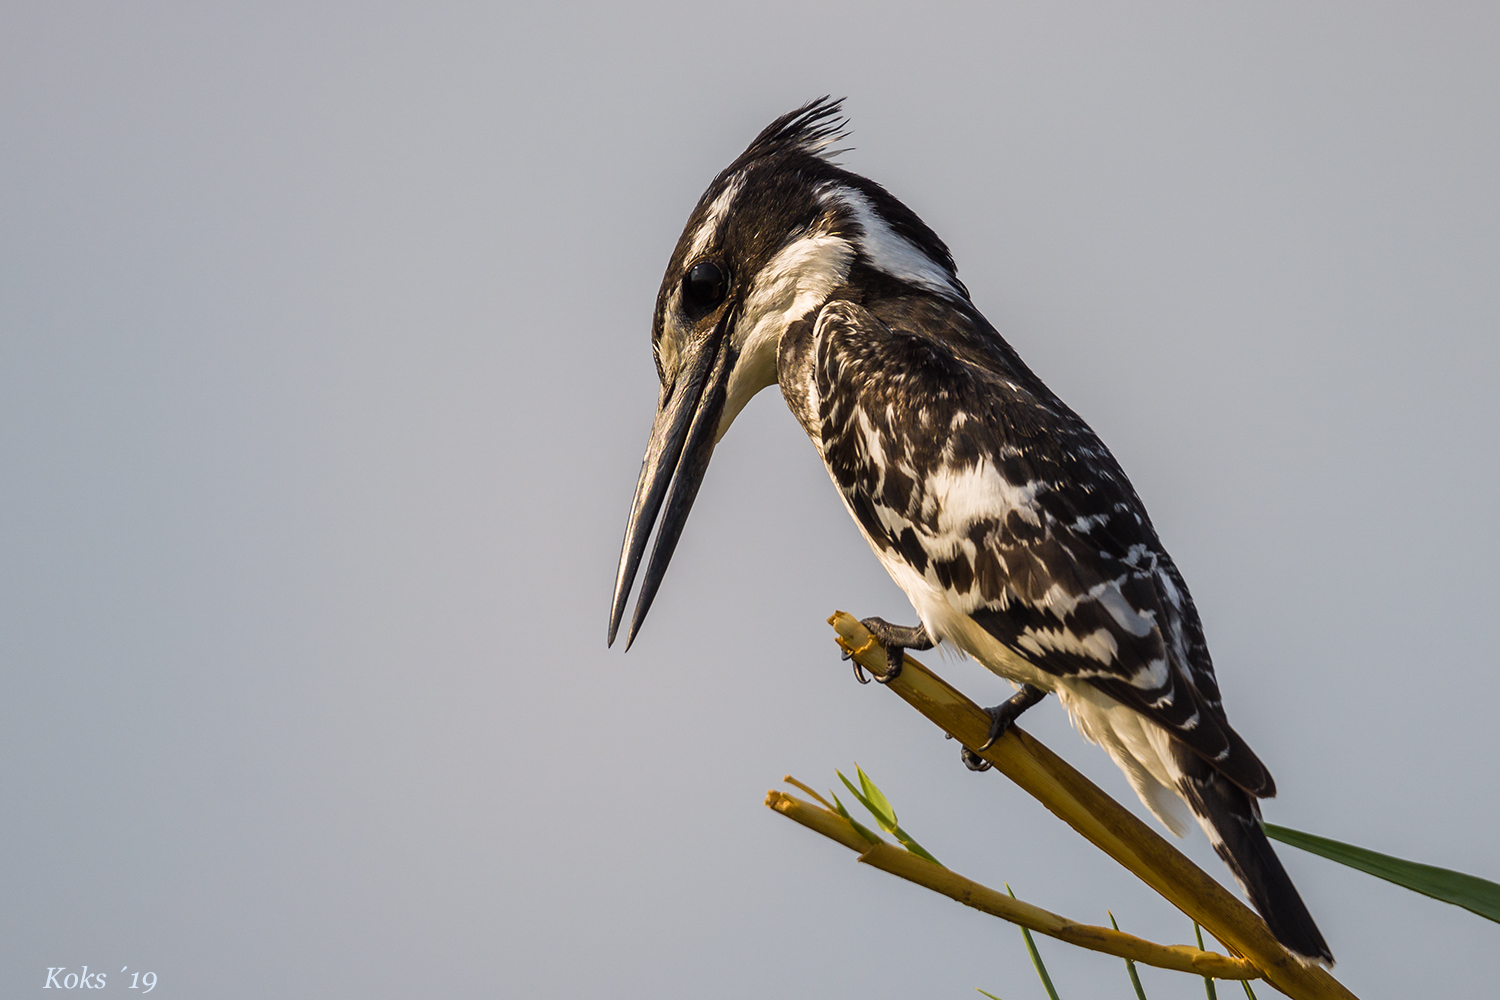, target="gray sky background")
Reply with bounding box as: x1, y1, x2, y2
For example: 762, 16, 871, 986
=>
3, 3, 1497, 997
